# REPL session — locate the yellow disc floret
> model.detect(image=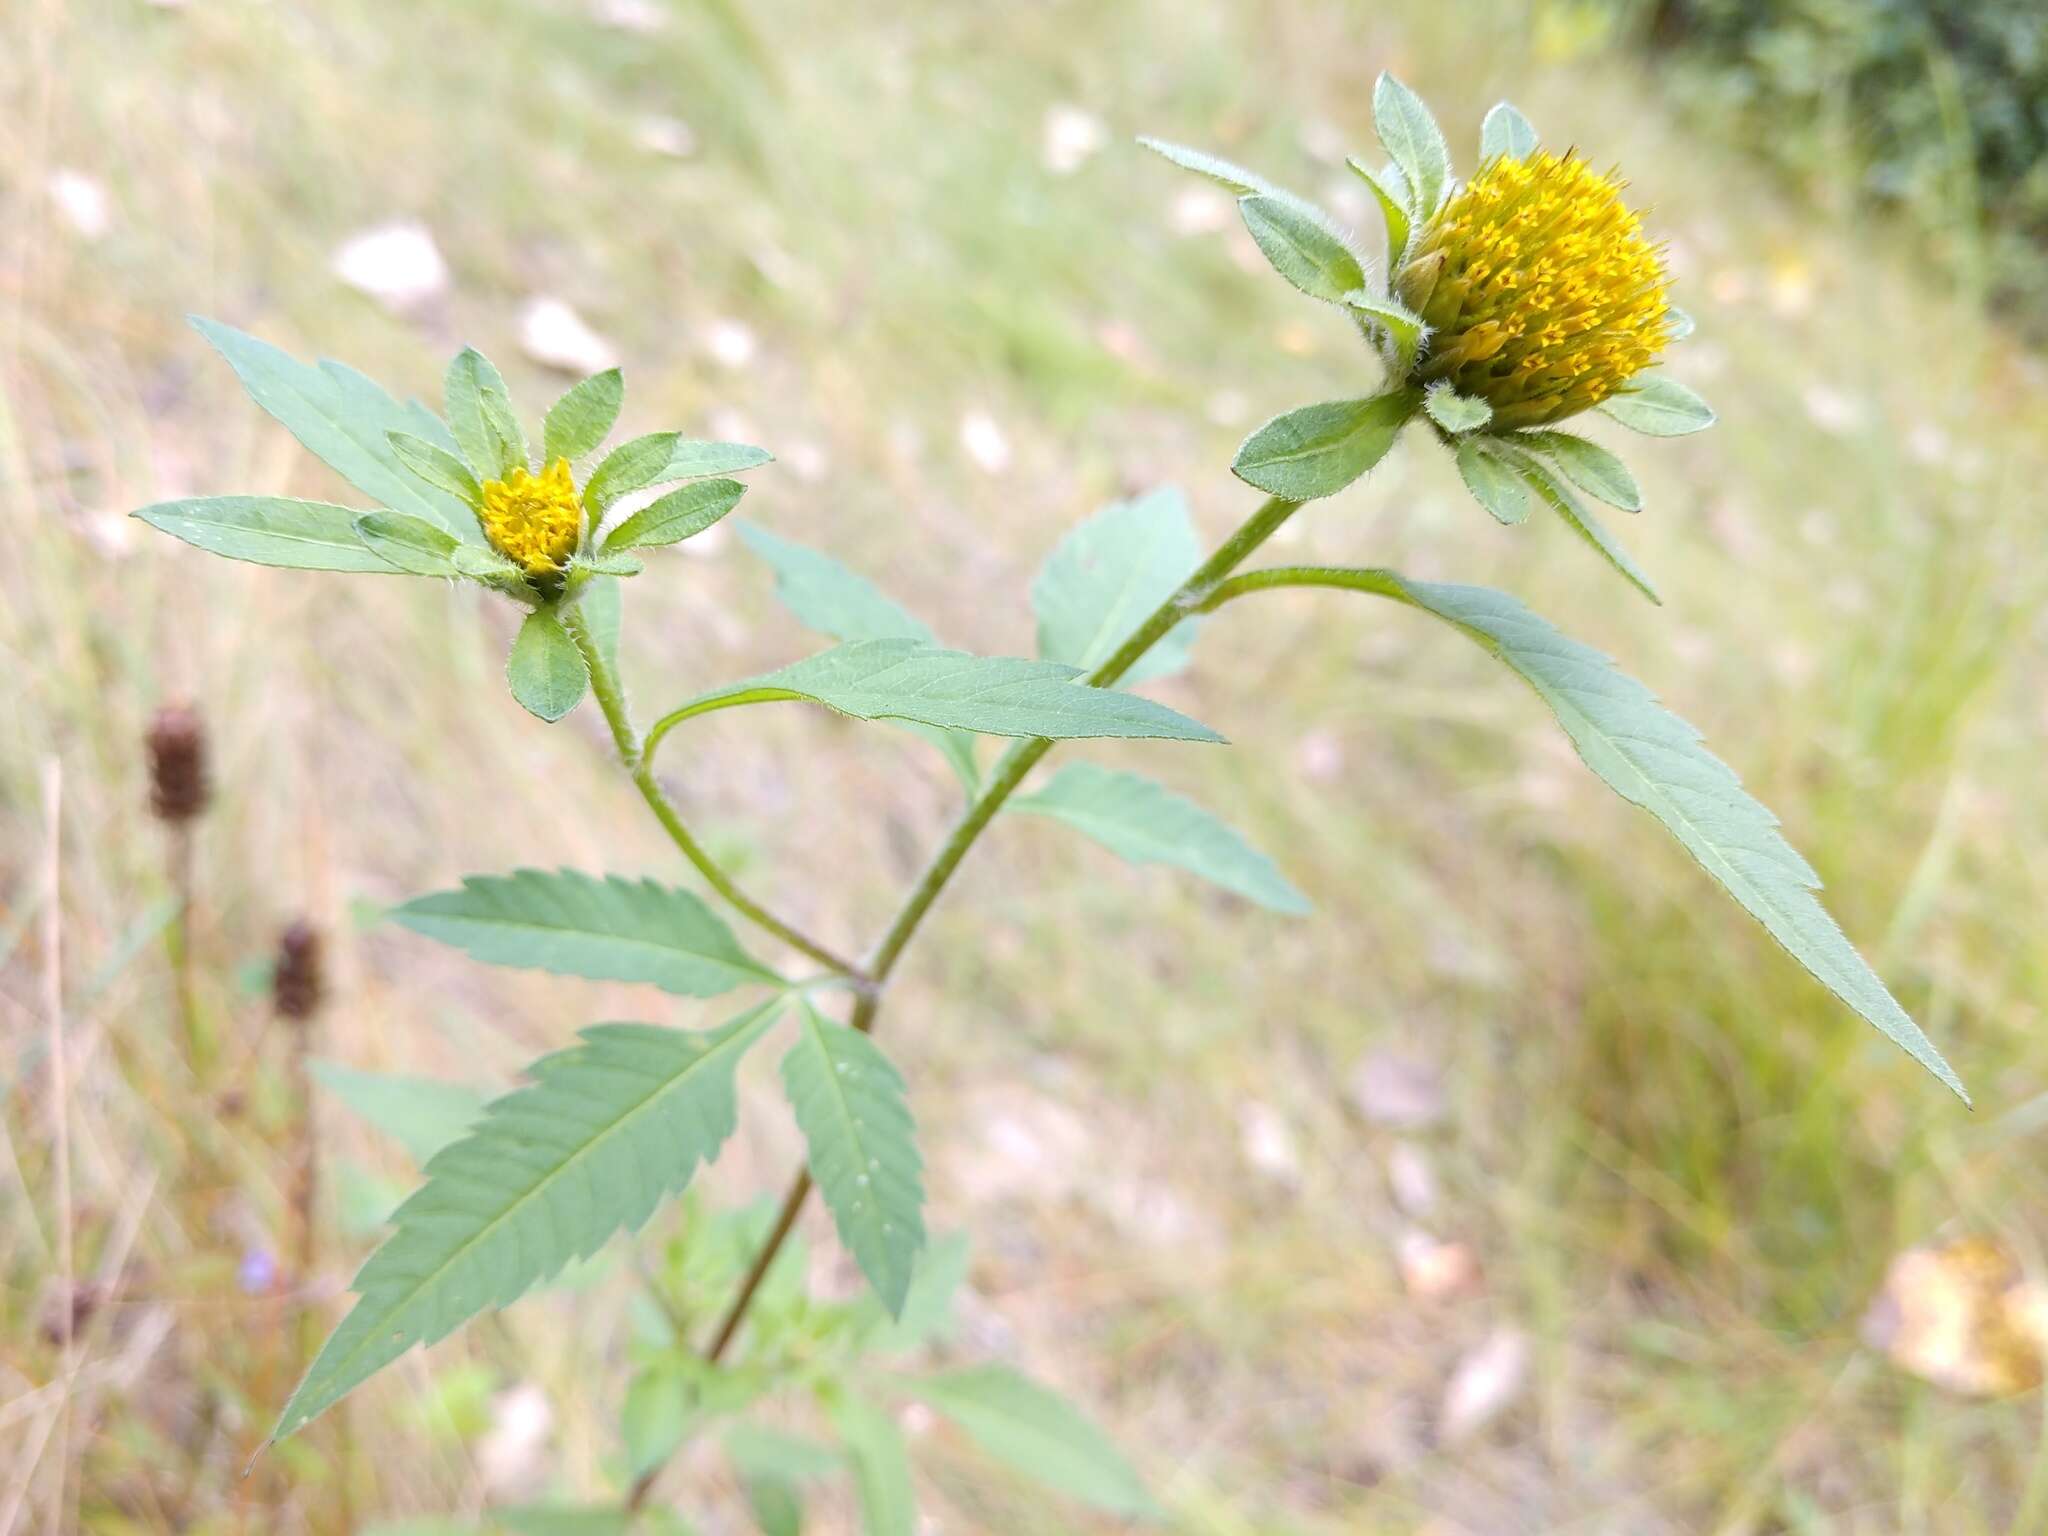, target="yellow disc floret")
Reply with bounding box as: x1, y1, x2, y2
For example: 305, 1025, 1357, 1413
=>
1397, 150, 1672, 429
478, 457, 582, 575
